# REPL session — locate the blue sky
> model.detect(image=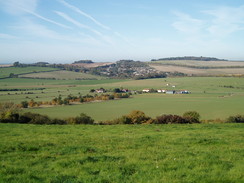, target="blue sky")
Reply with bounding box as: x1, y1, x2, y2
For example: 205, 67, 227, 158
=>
0, 0, 244, 63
